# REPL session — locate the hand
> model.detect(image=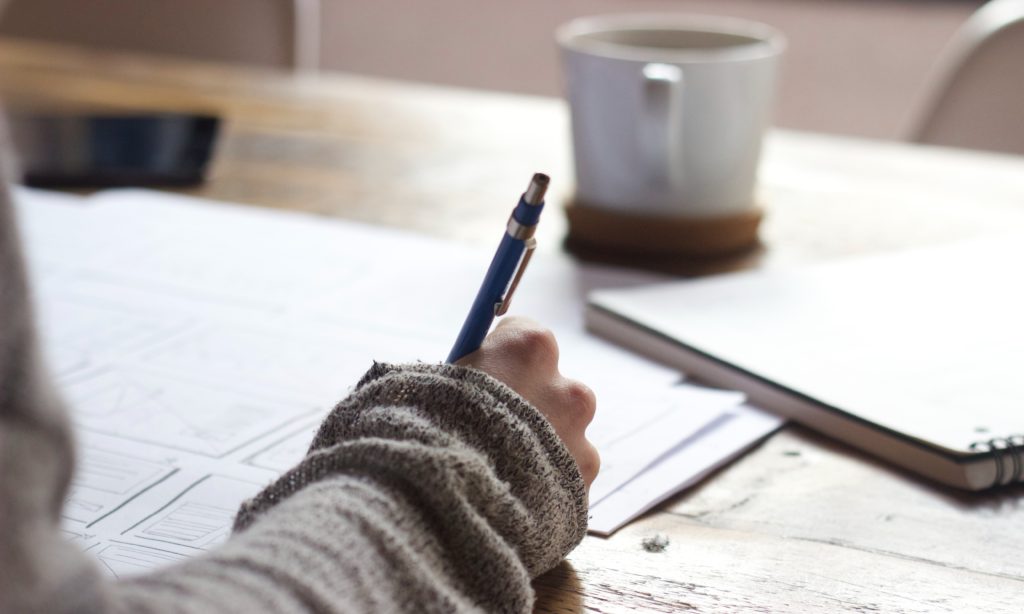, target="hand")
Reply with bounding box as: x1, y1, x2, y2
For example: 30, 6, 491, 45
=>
457, 316, 600, 489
